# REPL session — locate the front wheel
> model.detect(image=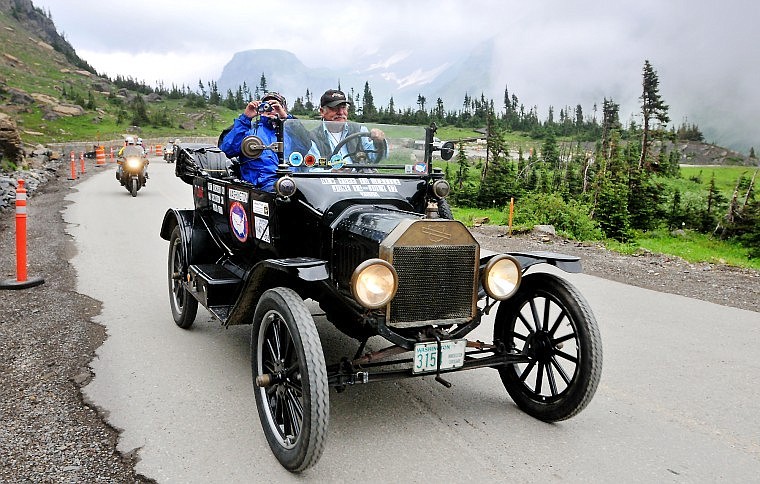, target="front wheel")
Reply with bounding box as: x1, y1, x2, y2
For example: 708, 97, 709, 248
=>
252, 288, 329, 472
130, 177, 138, 197
438, 199, 454, 219
167, 226, 198, 328
494, 272, 602, 421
